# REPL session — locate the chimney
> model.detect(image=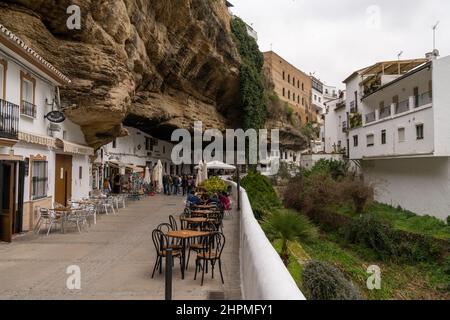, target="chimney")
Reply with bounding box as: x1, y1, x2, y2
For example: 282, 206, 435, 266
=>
426, 49, 440, 61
